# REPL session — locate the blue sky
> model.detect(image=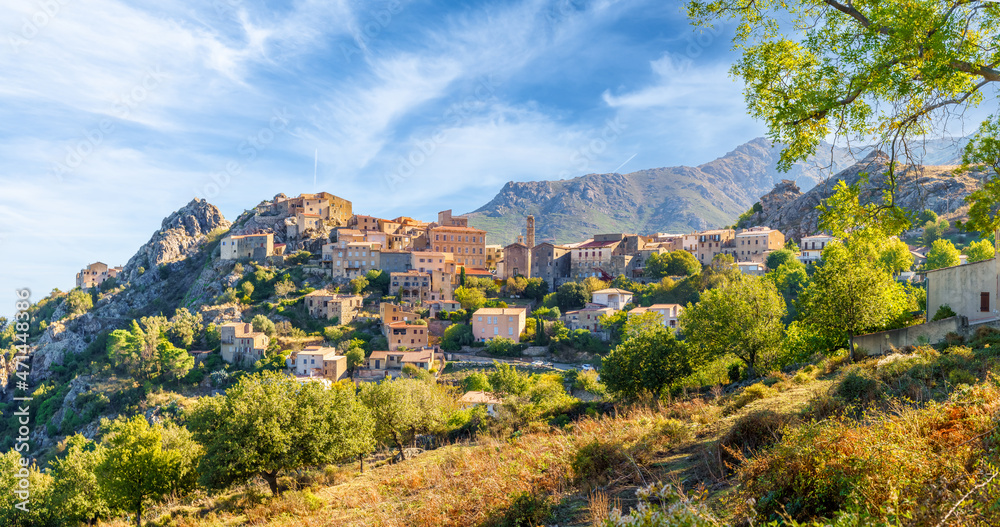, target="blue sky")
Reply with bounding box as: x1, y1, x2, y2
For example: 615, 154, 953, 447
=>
0, 0, 768, 306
